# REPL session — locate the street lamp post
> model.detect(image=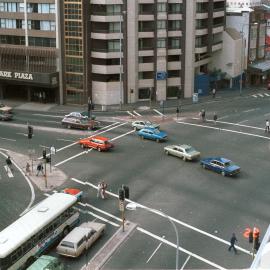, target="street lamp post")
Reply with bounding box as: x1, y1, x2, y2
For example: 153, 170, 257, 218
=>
126, 202, 179, 270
